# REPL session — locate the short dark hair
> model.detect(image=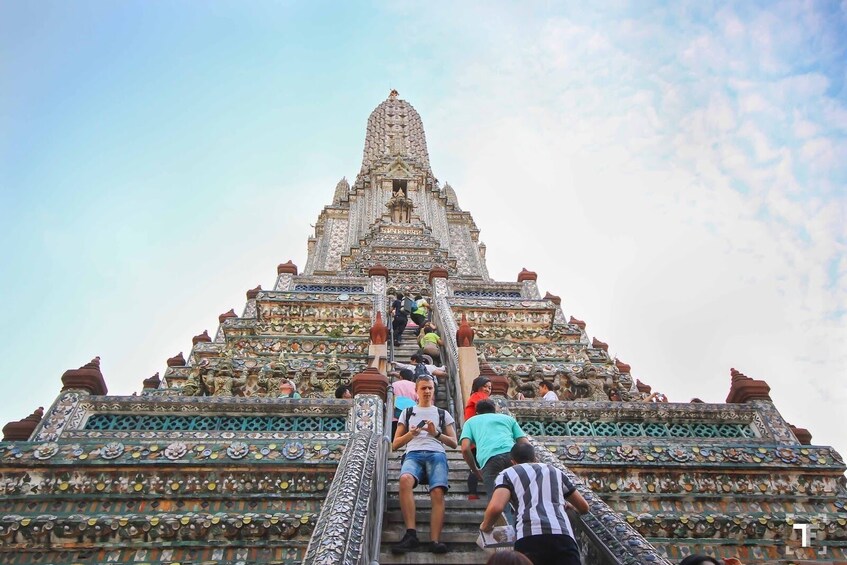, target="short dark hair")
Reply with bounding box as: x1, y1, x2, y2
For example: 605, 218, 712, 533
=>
334, 385, 350, 398
476, 399, 496, 414
539, 380, 553, 390
511, 442, 536, 464
679, 556, 721, 565
410, 354, 421, 362
424, 327, 435, 334
399, 368, 415, 382
396, 293, 404, 300
485, 550, 533, 565
414, 295, 422, 300
471, 376, 491, 393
